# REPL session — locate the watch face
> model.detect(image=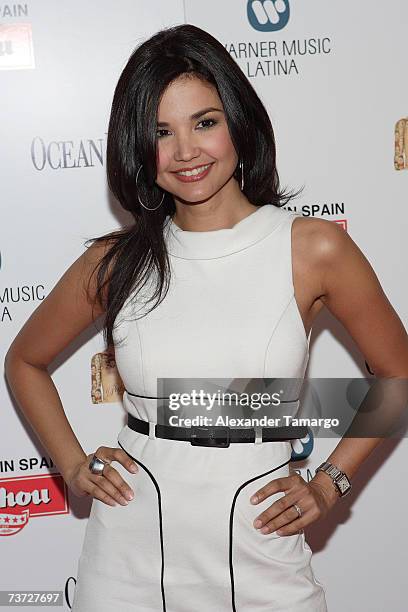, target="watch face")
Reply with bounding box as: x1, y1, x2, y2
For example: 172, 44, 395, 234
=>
337, 476, 351, 494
